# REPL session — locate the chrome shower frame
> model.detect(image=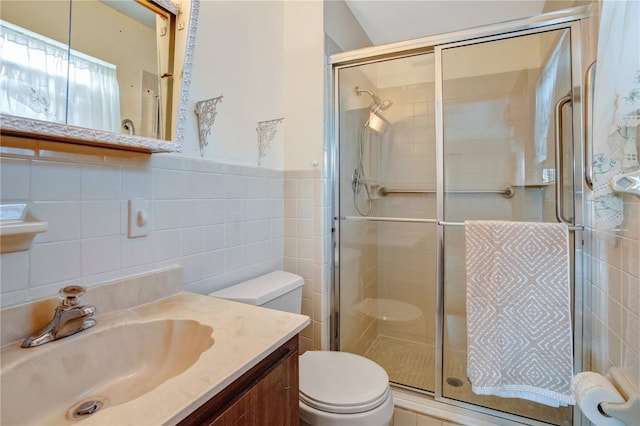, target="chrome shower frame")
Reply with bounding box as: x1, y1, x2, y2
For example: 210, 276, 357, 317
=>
330, 6, 591, 426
